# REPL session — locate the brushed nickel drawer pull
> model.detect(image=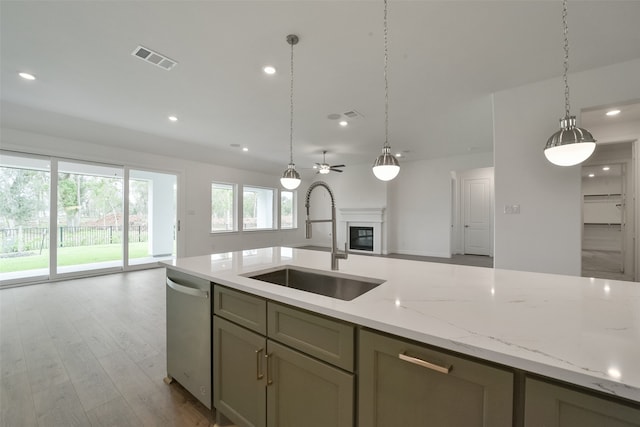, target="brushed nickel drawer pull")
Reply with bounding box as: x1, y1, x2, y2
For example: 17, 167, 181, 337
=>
265, 353, 273, 385
399, 352, 451, 374
256, 348, 264, 380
